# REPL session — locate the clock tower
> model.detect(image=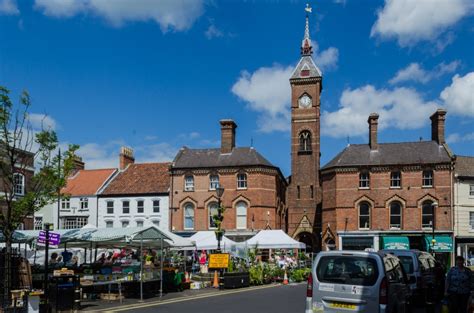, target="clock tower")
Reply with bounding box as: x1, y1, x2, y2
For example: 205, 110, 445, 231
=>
287, 4, 322, 252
